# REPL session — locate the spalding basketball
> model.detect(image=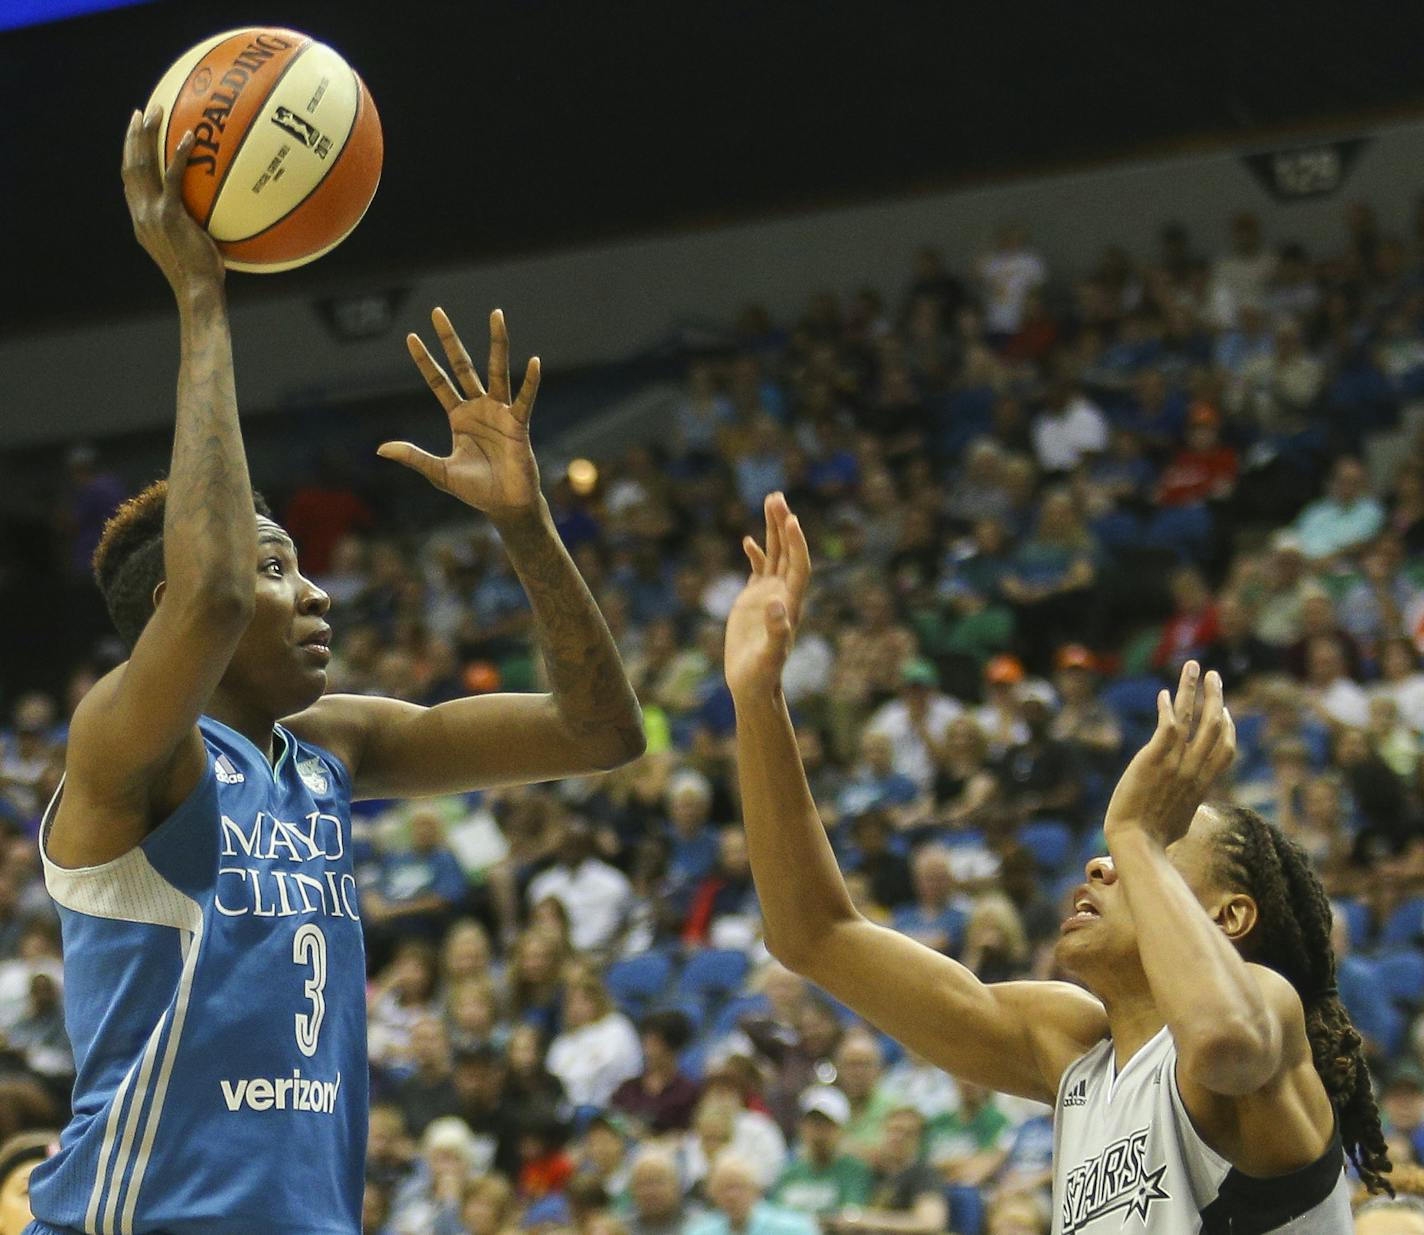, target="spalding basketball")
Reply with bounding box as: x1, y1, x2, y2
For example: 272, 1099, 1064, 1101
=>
146, 28, 382, 273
